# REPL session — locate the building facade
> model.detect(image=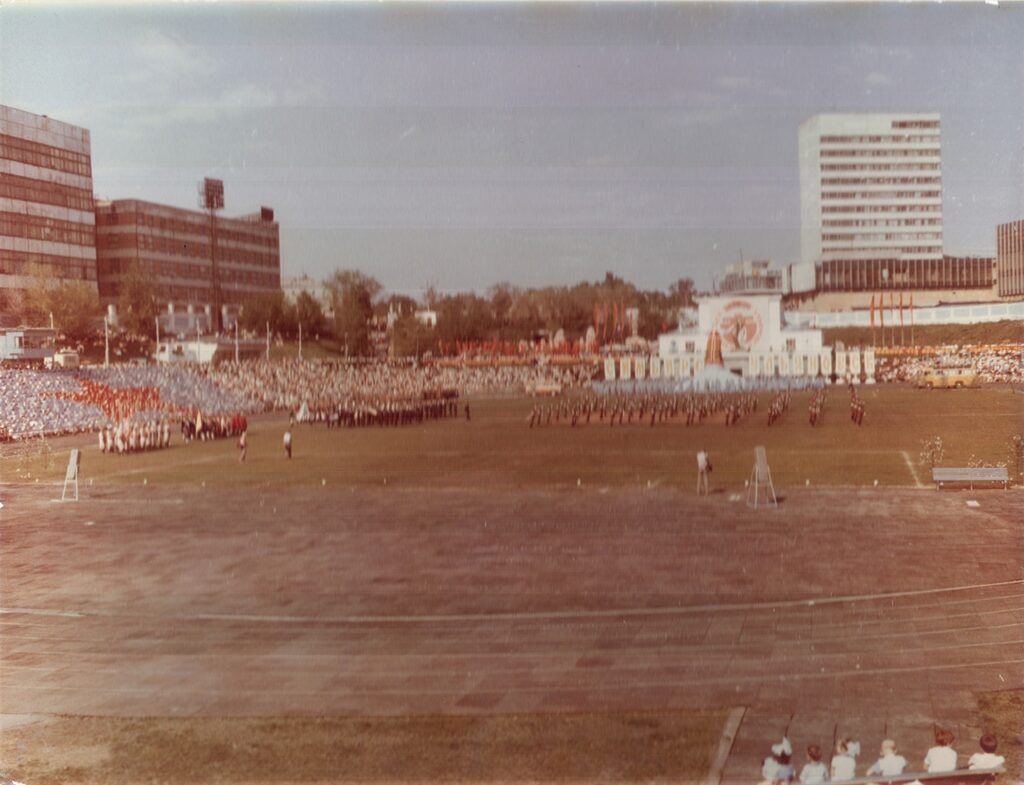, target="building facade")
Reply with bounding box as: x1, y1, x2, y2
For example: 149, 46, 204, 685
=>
0, 105, 97, 311
996, 219, 1024, 298
800, 113, 947, 291
95, 199, 280, 317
